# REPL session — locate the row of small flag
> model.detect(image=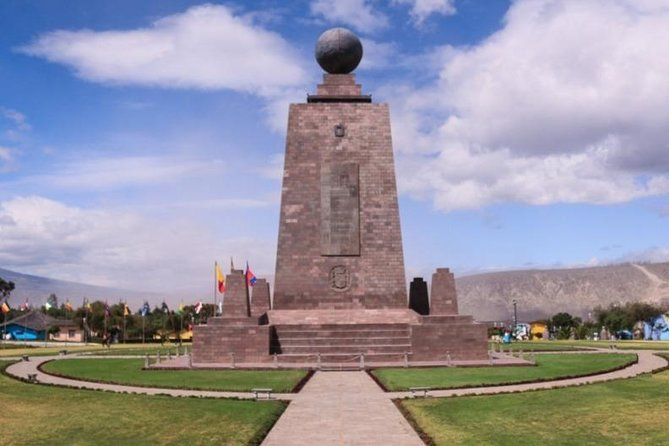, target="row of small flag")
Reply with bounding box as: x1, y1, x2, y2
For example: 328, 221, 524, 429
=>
1, 260, 259, 316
